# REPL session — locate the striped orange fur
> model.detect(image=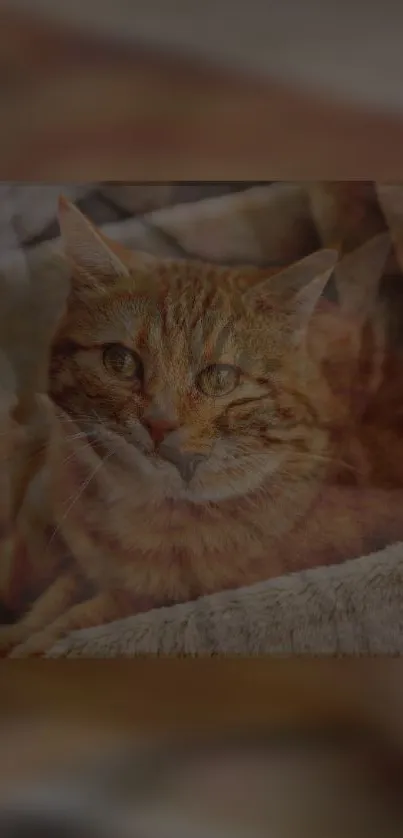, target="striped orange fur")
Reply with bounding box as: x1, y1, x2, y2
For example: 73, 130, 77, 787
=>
0, 201, 401, 656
